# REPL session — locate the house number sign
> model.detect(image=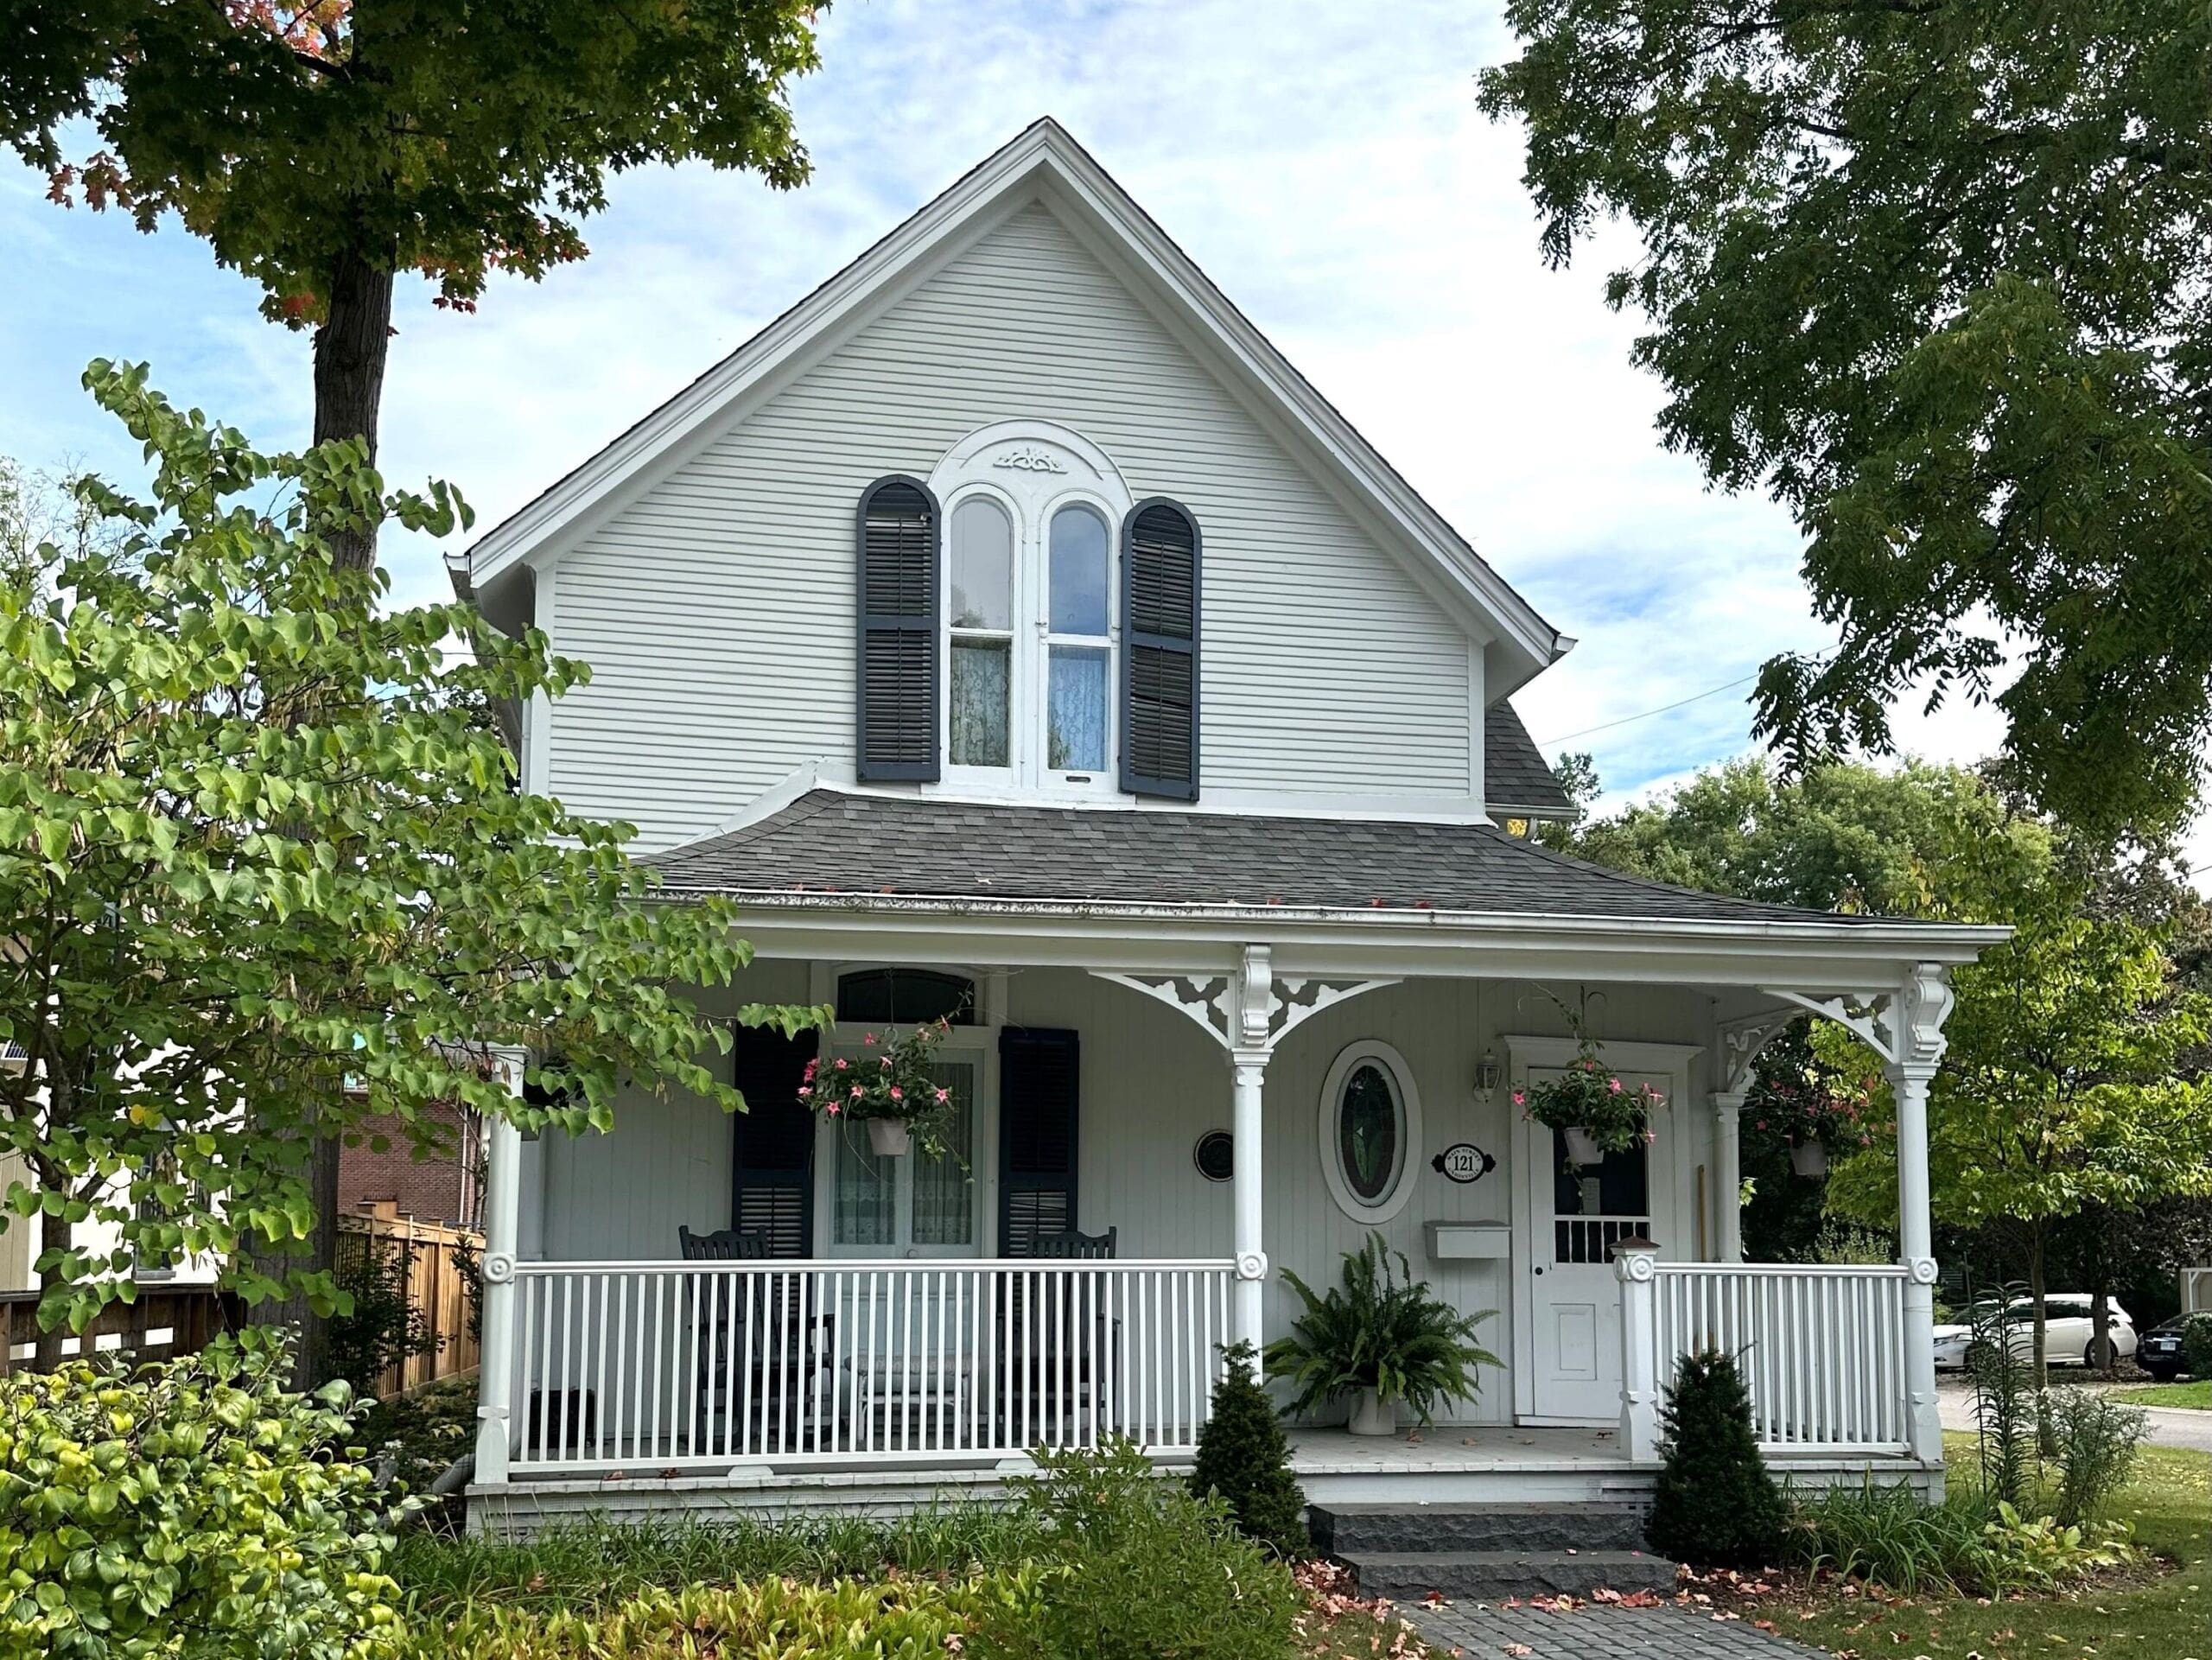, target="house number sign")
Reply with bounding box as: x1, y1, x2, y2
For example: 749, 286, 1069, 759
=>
1431, 1142, 1496, 1185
